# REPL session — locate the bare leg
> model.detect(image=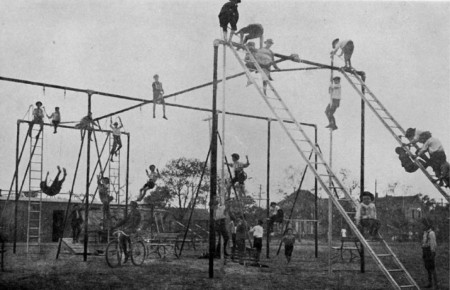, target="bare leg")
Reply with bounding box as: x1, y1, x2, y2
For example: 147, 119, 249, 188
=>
260, 36, 263, 49
162, 98, 167, 119
153, 96, 157, 118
